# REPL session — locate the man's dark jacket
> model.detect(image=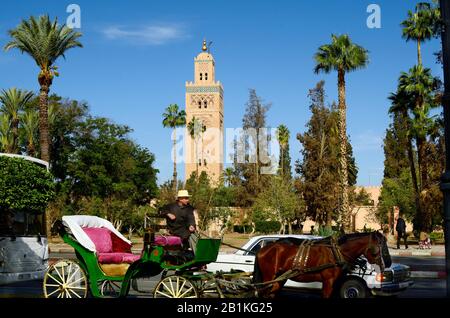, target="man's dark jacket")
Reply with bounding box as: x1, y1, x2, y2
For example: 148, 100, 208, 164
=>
396, 217, 406, 233
159, 202, 195, 240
